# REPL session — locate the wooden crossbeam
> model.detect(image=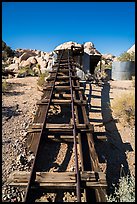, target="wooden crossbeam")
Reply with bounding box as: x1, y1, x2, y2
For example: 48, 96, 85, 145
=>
47, 76, 79, 81
8, 171, 107, 189
43, 86, 84, 91
36, 99, 87, 106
